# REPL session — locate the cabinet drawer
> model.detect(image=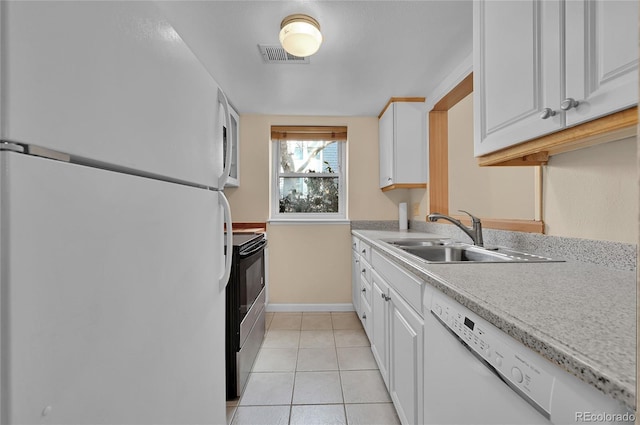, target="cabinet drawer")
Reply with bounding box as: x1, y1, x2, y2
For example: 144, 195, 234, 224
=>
372, 250, 423, 317
359, 258, 372, 284
361, 275, 372, 307
360, 241, 372, 263
360, 292, 372, 339
352, 236, 360, 252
